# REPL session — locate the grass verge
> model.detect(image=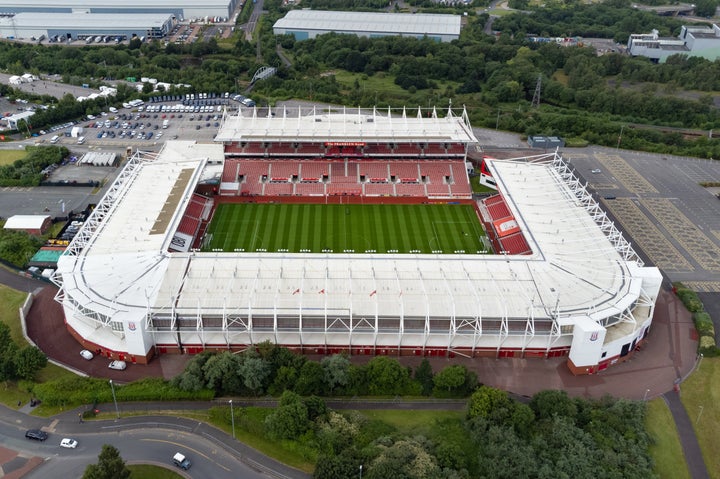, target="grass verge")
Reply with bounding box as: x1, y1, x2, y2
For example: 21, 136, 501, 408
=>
679, 357, 720, 478
646, 398, 691, 479
128, 464, 183, 479
0, 149, 27, 166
